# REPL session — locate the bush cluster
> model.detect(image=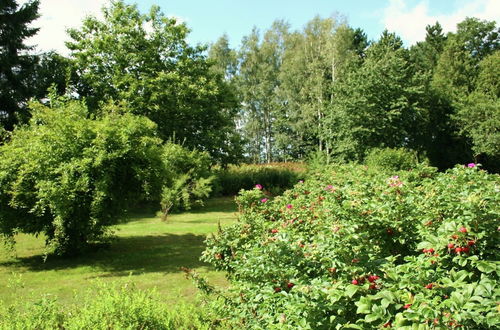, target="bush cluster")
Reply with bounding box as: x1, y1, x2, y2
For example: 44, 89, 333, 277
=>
202, 163, 499, 328
0, 100, 164, 255
0, 99, 216, 255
